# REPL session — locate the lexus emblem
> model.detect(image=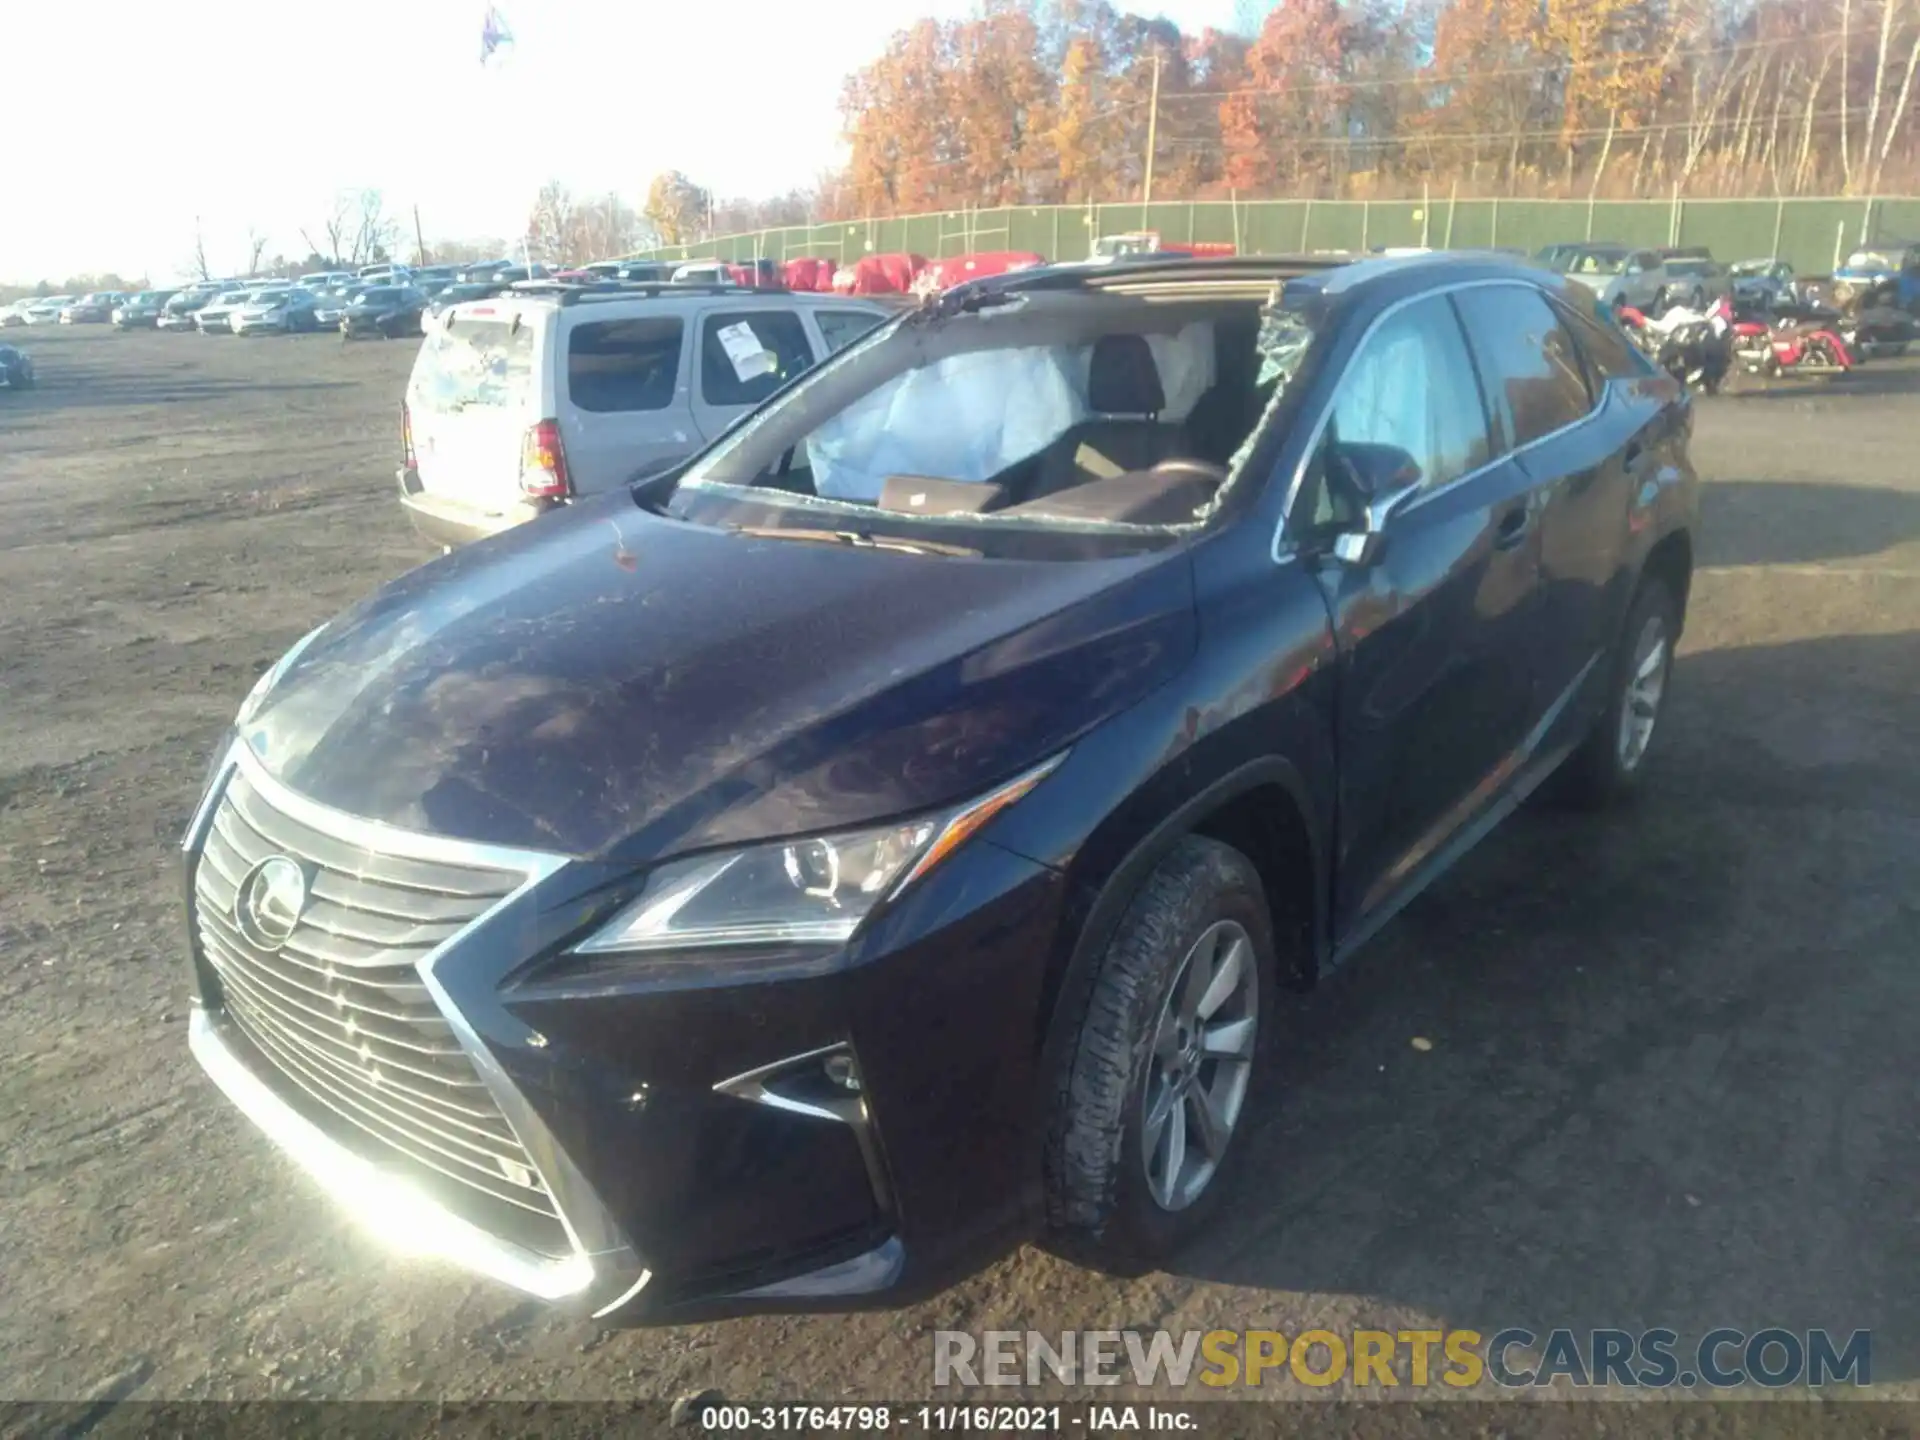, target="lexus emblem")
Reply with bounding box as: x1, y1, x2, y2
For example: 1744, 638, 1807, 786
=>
235, 855, 309, 952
